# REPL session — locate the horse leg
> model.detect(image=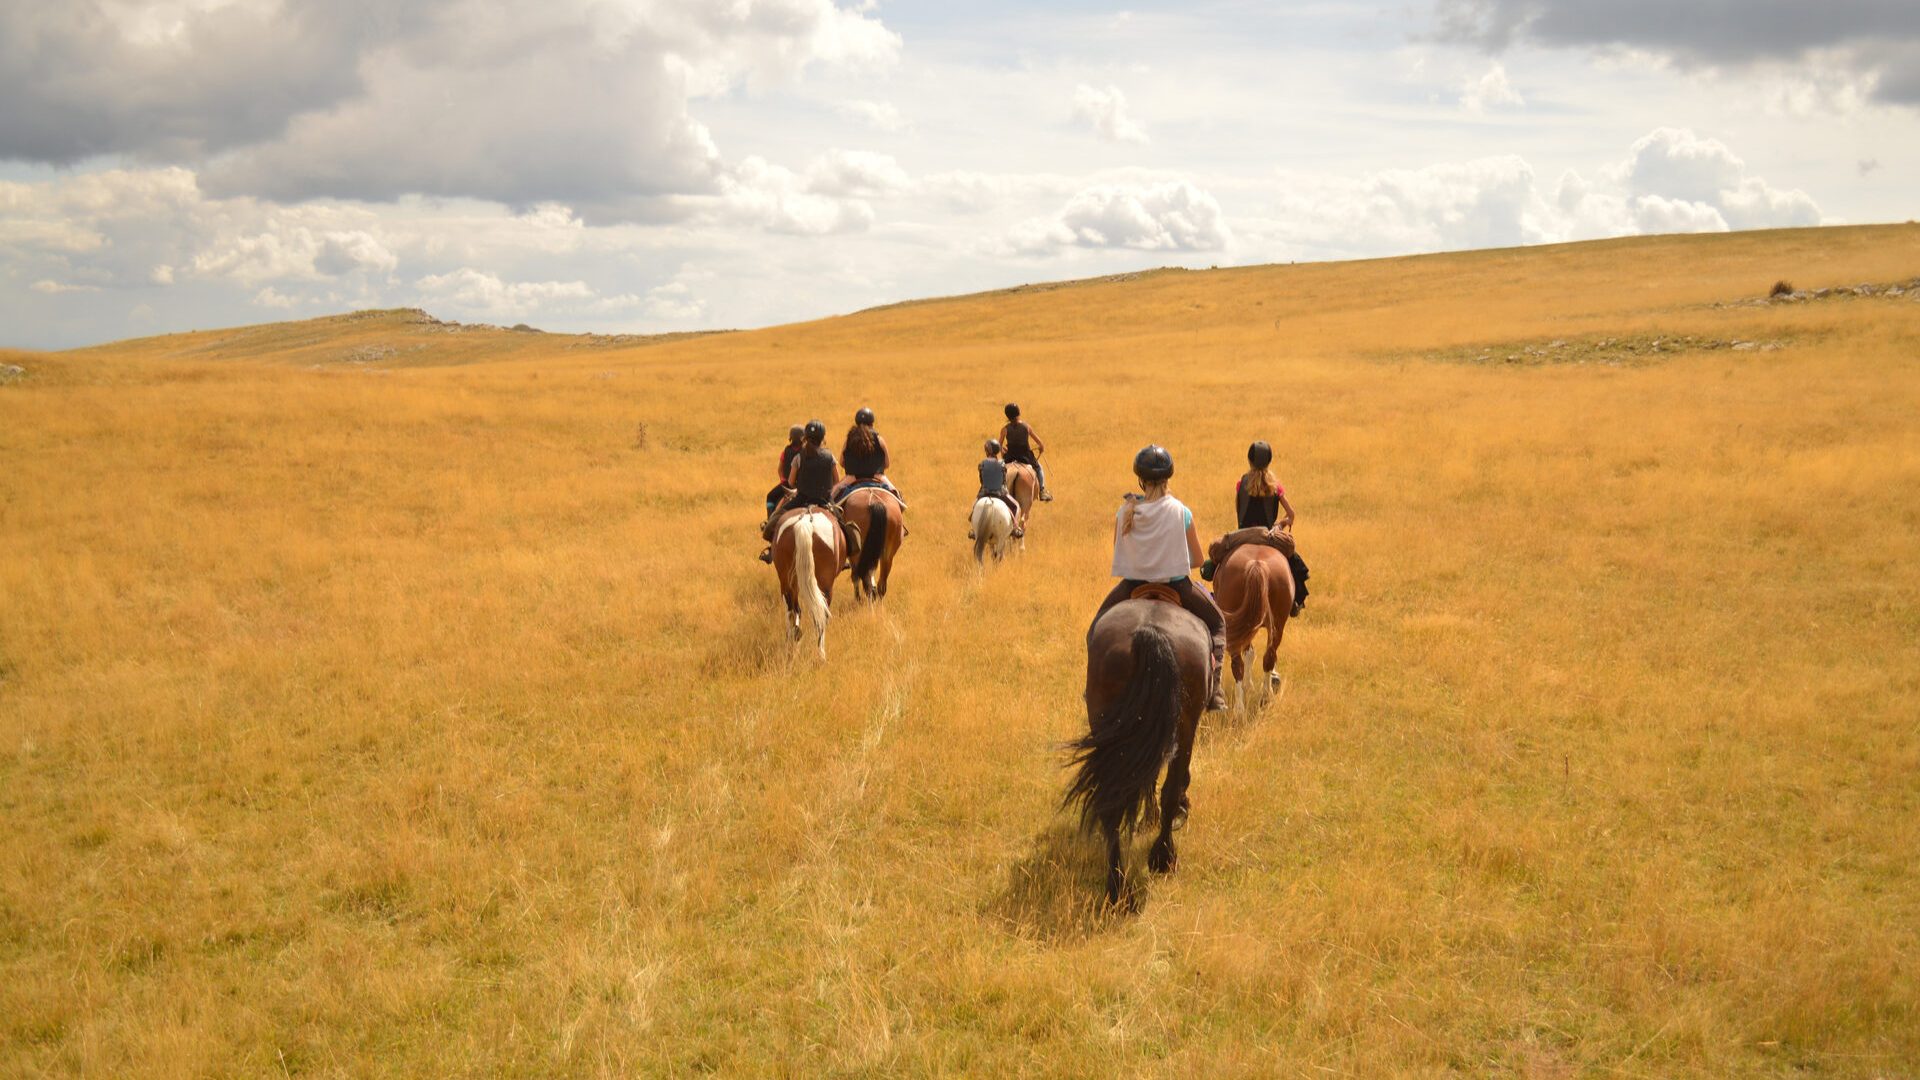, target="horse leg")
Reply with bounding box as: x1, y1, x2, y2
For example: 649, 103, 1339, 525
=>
1232, 646, 1251, 710
1103, 818, 1129, 908
1149, 748, 1192, 873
